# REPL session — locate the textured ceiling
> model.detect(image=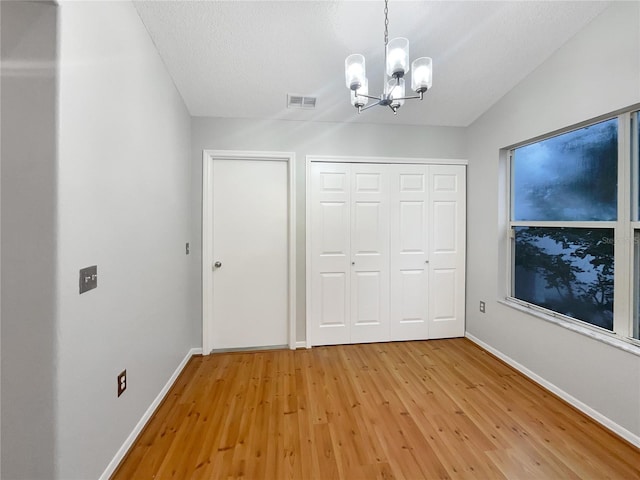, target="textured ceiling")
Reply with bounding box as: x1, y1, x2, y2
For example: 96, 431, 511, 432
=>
133, 1, 610, 127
